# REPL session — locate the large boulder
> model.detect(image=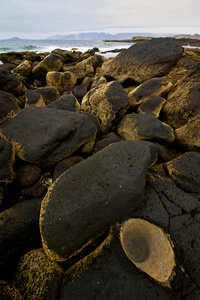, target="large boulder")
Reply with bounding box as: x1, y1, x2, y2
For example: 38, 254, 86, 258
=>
13, 248, 64, 300
0, 90, 20, 125
163, 64, 200, 128
46, 94, 80, 112
175, 115, 200, 151
0, 107, 97, 167
117, 113, 175, 143
102, 38, 183, 83
60, 226, 175, 300
164, 152, 200, 193
0, 136, 15, 183
25, 89, 46, 107
128, 78, 172, 107
0, 66, 26, 97
81, 81, 130, 133
137, 96, 166, 118
0, 198, 42, 274
32, 54, 63, 80
40, 140, 157, 262
12, 60, 33, 78
46, 71, 77, 94
35, 87, 60, 105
